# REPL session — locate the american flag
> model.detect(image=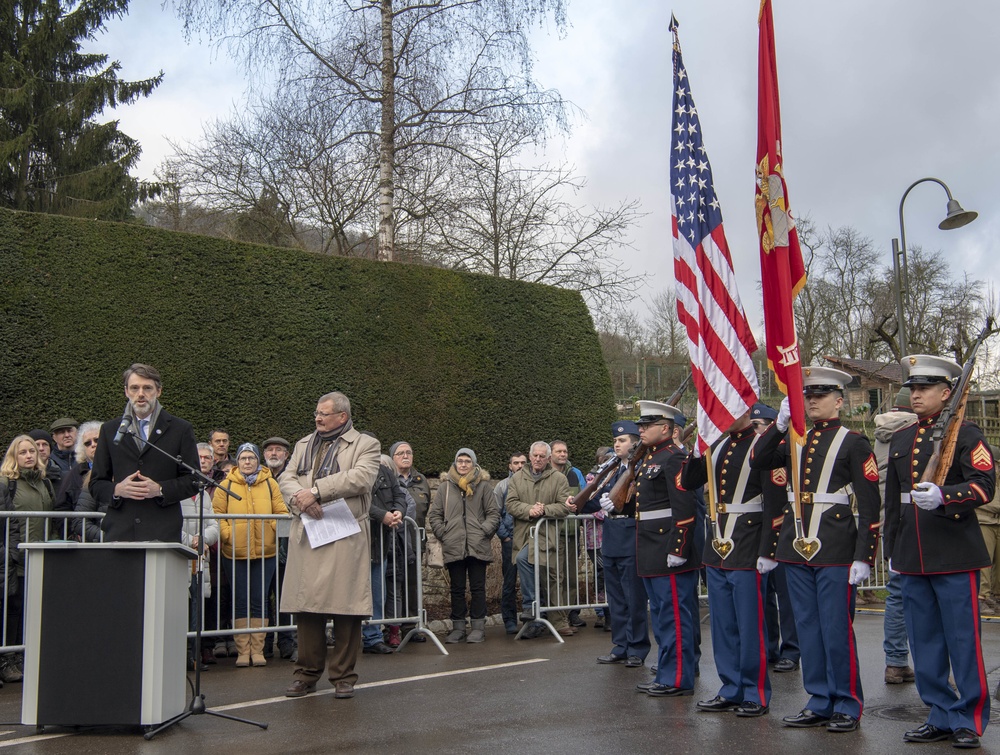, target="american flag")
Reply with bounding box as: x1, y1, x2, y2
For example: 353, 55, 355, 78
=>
669, 16, 760, 447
